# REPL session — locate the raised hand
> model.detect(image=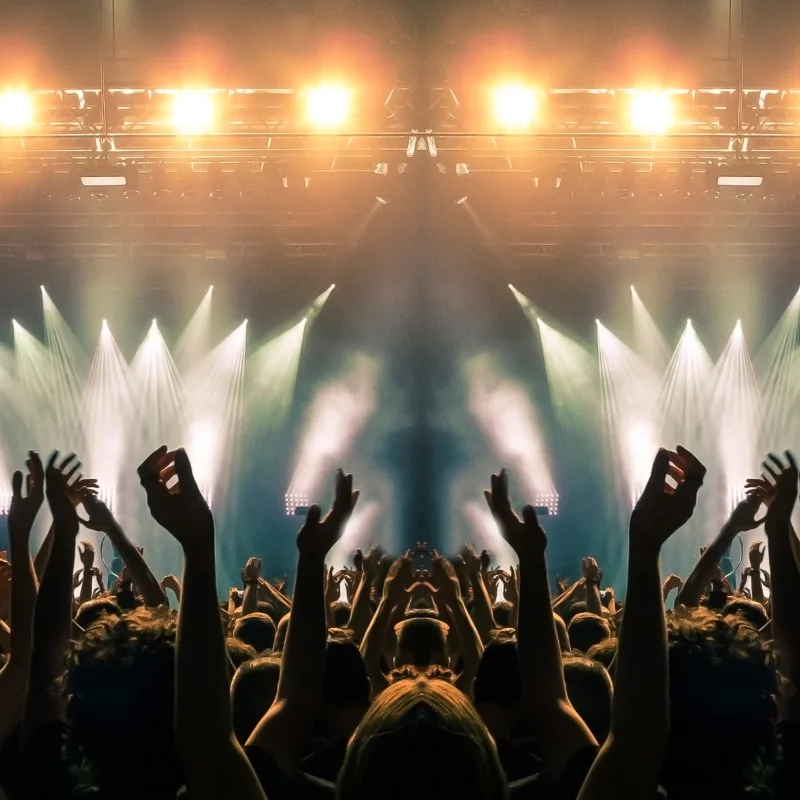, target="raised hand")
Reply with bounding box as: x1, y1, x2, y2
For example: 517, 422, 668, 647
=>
630, 446, 706, 552
484, 469, 547, 558
582, 557, 603, 585
242, 557, 262, 584
663, 573, 683, 593
431, 550, 461, 608
161, 574, 181, 593
324, 566, 342, 605
78, 541, 95, 569
77, 494, 116, 533
729, 494, 766, 532
749, 541, 766, 569
762, 452, 798, 533
503, 566, 520, 605
138, 446, 213, 549
8, 451, 45, 539
295, 469, 359, 561
382, 552, 413, 605
45, 452, 82, 535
